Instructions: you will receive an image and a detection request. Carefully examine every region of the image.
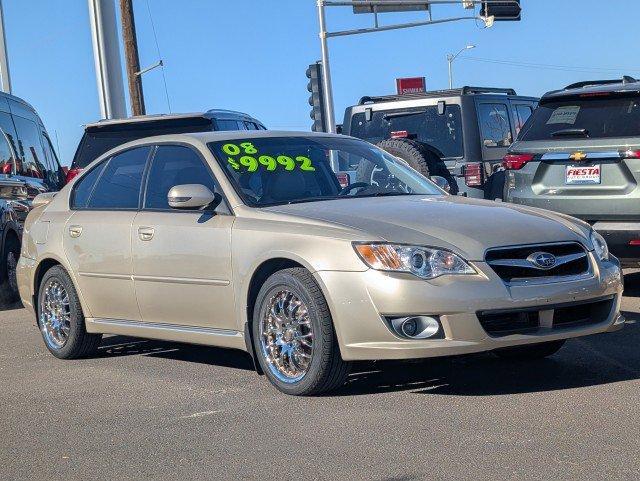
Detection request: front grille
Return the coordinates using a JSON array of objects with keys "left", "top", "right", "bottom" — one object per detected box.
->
[
  {"left": 477, "top": 296, "right": 614, "bottom": 337},
  {"left": 485, "top": 242, "right": 589, "bottom": 283}
]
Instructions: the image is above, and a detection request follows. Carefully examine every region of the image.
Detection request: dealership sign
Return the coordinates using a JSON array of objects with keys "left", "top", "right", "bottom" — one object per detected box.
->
[{"left": 396, "top": 77, "right": 426, "bottom": 95}]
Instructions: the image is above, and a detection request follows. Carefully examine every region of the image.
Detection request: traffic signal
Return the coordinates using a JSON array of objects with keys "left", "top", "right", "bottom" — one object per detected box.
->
[
  {"left": 307, "top": 61, "right": 327, "bottom": 132},
  {"left": 480, "top": 1, "right": 521, "bottom": 21}
]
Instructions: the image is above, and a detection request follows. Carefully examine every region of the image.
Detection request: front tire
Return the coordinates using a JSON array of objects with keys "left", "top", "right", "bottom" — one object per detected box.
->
[
  {"left": 494, "top": 340, "right": 566, "bottom": 360},
  {"left": 253, "top": 268, "right": 350, "bottom": 396},
  {"left": 37, "top": 265, "right": 102, "bottom": 359}
]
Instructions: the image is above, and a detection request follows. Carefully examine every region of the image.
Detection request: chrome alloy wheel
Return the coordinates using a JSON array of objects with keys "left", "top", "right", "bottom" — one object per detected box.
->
[
  {"left": 259, "top": 290, "right": 313, "bottom": 383},
  {"left": 40, "top": 279, "right": 71, "bottom": 350}
]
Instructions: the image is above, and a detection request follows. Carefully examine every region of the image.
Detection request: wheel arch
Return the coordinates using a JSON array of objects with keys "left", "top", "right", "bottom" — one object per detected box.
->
[{"left": 32, "top": 258, "right": 63, "bottom": 319}]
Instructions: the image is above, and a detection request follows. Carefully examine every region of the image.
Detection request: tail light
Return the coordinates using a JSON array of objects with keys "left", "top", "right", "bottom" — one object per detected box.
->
[
  {"left": 502, "top": 153, "right": 534, "bottom": 170},
  {"left": 65, "top": 167, "right": 82, "bottom": 184},
  {"left": 336, "top": 172, "right": 351, "bottom": 188},
  {"left": 464, "top": 162, "right": 483, "bottom": 187},
  {"left": 390, "top": 130, "right": 409, "bottom": 139},
  {"left": 622, "top": 150, "right": 640, "bottom": 159}
]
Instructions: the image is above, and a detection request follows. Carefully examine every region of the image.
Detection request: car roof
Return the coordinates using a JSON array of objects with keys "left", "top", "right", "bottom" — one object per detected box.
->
[
  {"left": 157, "top": 130, "right": 344, "bottom": 142},
  {"left": 85, "top": 130, "right": 351, "bottom": 164},
  {"left": 351, "top": 86, "right": 537, "bottom": 106},
  {"left": 83, "top": 109, "right": 263, "bottom": 130},
  {"left": 542, "top": 76, "right": 640, "bottom": 102}
]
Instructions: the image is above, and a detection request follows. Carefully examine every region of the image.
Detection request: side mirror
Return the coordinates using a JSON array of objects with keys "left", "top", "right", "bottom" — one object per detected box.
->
[
  {"left": 32, "top": 192, "right": 57, "bottom": 208},
  {"left": 430, "top": 176, "right": 450, "bottom": 193},
  {"left": 168, "top": 184, "right": 216, "bottom": 210}
]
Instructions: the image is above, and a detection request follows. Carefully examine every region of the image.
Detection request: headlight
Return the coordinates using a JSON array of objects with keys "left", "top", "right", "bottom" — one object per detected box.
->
[
  {"left": 590, "top": 230, "right": 609, "bottom": 261},
  {"left": 353, "top": 243, "right": 475, "bottom": 279}
]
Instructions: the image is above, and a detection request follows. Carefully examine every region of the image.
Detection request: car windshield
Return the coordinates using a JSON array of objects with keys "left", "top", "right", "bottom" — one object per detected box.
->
[
  {"left": 209, "top": 136, "right": 443, "bottom": 206},
  {"left": 519, "top": 95, "right": 640, "bottom": 140}
]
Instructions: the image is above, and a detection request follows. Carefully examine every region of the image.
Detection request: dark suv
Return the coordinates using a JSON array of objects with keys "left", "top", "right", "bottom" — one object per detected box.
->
[
  {"left": 66, "top": 109, "right": 266, "bottom": 183},
  {"left": 505, "top": 76, "right": 640, "bottom": 265},
  {"left": 0, "top": 91, "right": 64, "bottom": 303},
  {"left": 343, "top": 86, "right": 538, "bottom": 198}
]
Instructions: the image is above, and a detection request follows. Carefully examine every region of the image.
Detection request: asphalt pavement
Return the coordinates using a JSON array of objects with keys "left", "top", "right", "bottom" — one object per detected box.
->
[{"left": 2, "top": 272, "right": 640, "bottom": 480}]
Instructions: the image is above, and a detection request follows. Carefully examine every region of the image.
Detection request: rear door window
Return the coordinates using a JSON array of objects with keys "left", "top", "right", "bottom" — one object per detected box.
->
[
  {"left": 12, "top": 115, "right": 47, "bottom": 179},
  {"left": 0, "top": 127, "right": 14, "bottom": 175},
  {"left": 87, "top": 146, "right": 151, "bottom": 209},
  {"left": 71, "top": 162, "right": 107, "bottom": 209},
  {"left": 519, "top": 96, "right": 640, "bottom": 140},
  {"left": 0, "top": 112, "right": 19, "bottom": 170},
  {"left": 477, "top": 103, "right": 513, "bottom": 148},
  {"left": 512, "top": 104, "right": 534, "bottom": 137},
  {"left": 349, "top": 105, "right": 464, "bottom": 159}
]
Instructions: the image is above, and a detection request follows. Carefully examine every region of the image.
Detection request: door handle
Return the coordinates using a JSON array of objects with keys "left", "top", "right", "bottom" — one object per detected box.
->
[
  {"left": 69, "top": 225, "right": 82, "bottom": 238},
  {"left": 138, "top": 227, "right": 155, "bottom": 241}
]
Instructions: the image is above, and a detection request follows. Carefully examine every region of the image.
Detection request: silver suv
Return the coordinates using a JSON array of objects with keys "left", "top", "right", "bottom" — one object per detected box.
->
[{"left": 505, "top": 76, "right": 640, "bottom": 265}]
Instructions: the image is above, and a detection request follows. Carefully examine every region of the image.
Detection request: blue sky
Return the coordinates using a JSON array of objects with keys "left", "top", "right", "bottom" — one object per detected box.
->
[{"left": 4, "top": 0, "right": 640, "bottom": 164}]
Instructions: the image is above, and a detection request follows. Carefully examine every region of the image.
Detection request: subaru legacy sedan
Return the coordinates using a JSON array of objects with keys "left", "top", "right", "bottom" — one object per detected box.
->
[{"left": 17, "top": 131, "right": 623, "bottom": 395}]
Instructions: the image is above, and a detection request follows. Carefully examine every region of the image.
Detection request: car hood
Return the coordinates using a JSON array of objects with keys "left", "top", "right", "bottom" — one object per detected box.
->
[{"left": 263, "top": 195, "right": 592, "bottom": 261}]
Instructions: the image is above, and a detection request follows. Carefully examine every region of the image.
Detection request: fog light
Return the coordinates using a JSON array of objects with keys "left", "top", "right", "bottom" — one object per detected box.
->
[
  {"left": 389, "top": 316, "right": 442, "bottom": 339},
  {"left": 401, "top": 318, "right": 418, "bottom": 337}
]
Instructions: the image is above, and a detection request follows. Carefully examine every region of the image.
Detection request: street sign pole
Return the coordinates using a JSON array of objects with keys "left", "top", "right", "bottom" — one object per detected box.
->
[
  {"left": 315, "top": 1, "right": 502, "bottom": 132},
  {"left": 88, "top": 0, "right": 127, "bottom": 119},
  {"left": 0, "top": 0, "right": 11, "bottom": 94},
  {"left": 316, "top": 1, "right": 337, "bottom": 134}
]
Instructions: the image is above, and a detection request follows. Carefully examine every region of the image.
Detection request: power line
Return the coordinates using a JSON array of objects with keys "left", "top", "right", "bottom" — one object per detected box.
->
[
  {"left": 459, "top": 56, "right": 640, "bottom": 74},
  {"left": 145, "top": 0, "right": 172, "bottom": 113}
]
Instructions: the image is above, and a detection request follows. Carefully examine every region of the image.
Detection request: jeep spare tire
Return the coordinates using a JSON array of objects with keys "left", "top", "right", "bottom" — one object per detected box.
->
[{"left": 375, "top": 138, "right": 459, "bottom": 194}]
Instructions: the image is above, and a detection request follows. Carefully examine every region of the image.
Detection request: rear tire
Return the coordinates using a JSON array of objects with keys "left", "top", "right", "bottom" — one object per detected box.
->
[
  {"left": 494, "top": 340, "right": 566, "bottom": 360},
  {"left": 0, "top": 235, "right": 20, "bottom": 305},
  {"left": 253, "top": 268, "right": 350, "bottom": 396},
  {"left": 376, "top": 138, "right": 459, "bottom": 194},
  {"left": 37, "top": 265, "right": 102, "bottom": 359}
]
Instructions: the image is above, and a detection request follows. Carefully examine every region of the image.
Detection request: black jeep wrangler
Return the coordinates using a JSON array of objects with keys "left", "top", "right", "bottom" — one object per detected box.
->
[{"left": 342, "top": 86, "right": 538, "bottom": 198}]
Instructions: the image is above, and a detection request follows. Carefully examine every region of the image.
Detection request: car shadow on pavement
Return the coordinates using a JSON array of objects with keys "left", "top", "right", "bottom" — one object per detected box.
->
[
  {"left": 0, "top": 300, "right": 23, "bottom": 312},
  {"left": 334, "top": 319, "right": 640, "bottom": 397},
  {"left": 622, "top": 270, "right": 640, "bottom": 297},
  {"left": 97, "top": 335, "right": 255, "bottom": 371},
  {"left": 94, "top": 270, "right": 640, "bottom": 397}
]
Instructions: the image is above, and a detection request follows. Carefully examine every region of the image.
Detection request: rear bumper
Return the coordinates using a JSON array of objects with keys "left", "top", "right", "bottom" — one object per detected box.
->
[{"left": 592, "top": 222, "right": 640, "bottom": 264}]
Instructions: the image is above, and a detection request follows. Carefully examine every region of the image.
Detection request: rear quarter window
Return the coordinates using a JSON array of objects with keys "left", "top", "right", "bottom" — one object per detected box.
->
[{"left": 519, "top": 96, "right": 640, "bottom": 140}]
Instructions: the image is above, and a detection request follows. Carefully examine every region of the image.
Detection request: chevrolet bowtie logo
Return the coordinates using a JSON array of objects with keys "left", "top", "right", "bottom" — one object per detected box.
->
[{"left": 569, "top": 151, "right": 587, "bottom": 161}]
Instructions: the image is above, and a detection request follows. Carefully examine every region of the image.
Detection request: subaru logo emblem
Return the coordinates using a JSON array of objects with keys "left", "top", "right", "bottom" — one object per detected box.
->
[{"left": 527, "top": 252, "right": 557, "bottom": 270}]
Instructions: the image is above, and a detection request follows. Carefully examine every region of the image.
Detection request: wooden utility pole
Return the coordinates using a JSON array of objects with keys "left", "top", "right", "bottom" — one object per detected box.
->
[{"left": 119, "top": 0, "right": 145, "bottom": 116}]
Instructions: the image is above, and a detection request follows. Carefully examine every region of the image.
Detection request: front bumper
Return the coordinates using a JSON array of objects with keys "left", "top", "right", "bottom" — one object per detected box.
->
[{"left": 315, "top": 253, "right": 623, "bottom": 361}]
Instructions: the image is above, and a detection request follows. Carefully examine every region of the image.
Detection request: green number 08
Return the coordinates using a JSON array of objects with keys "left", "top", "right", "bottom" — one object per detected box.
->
[{"left": 222, "top": 143, "right": 241, "bottom": 156}]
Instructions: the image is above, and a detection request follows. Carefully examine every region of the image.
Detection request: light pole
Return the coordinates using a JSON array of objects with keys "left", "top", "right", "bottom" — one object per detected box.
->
[{"left": 447, "top": 44, "right": 475, "bottom": 89}]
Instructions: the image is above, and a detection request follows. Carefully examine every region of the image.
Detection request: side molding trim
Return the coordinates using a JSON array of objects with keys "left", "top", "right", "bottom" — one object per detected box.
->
[{"left": 85, "top": 318, "right": 246, "bottom": 351}]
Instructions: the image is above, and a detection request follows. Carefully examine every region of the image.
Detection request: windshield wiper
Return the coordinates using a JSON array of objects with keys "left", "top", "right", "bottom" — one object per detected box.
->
[
  {"left": 551, "top": 128, "right": 589, "bottom": 138},
  {"left": 382, "top": 110, "right": 426, "bottom": 120},
  {"left": 283, "top": 196, "right": 342, "bottom": 205},
  {"left": 352, "top": 192, "right": 424, "bottom": 198}
]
